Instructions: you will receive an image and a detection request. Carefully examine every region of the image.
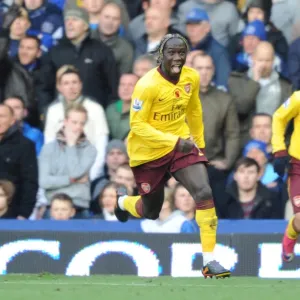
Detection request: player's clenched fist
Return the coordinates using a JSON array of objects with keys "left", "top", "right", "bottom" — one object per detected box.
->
[{"left": 176, "top": 138, "right": 194, "bottom": 153}]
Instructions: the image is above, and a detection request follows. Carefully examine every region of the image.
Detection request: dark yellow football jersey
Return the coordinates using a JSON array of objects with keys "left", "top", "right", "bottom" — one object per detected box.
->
[{"left": 127, "top": 66, "right": 205, "bottom": 167}]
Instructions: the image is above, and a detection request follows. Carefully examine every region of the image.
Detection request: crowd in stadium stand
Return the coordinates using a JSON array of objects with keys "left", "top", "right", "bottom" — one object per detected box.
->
[{"left": 0, "top": 0, "right": 299, "bottom": 230}]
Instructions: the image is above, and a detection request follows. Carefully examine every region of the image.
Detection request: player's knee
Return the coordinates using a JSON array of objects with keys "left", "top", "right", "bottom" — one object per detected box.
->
[{"left": 193, "top": 184, "right": 213, "bottom": 203}]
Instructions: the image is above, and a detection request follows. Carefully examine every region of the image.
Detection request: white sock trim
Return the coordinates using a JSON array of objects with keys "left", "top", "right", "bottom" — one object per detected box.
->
[
  {"left": 203, "top": 252, "right": 214, "bottom": 266},
  {"left": 118, "top": 195, "right": 128, "bottom": 211}
]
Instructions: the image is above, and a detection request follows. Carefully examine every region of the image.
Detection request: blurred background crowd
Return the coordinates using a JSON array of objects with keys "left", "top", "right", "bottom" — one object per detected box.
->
[{"left": 0, "top": 0, "right": 299, "bottom": 232}]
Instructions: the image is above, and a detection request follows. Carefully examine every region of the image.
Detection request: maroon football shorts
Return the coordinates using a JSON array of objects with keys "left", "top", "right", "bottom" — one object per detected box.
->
[
  {"left": 288, "top": 158, "right": 300, "bottom": 214},
  {"left": 131, "top": 145, "right": 208, "bottom": 196}
]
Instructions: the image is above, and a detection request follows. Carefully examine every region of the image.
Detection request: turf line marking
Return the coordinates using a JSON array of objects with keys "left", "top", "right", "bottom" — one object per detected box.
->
[{"left": 0, "top": 281, "right": 275, "bottom": 288}]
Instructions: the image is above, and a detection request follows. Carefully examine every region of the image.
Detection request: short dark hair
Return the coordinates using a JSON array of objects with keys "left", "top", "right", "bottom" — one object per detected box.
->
[
  {"left": 21, "top": 35, "right": 41, "bottom": 48},
  {"left": 234, "top": 157, "right": 260, "bottom": 173},
  {"left": 0, "top": 180, "right": 15, "bottom": 205},
  {"left": 4, "top": 95, "right": 26, "bottom": 107},
  {"left": 50, "top": 193, "right": 74, "bottom": 207},
  {"left": 251, "top": 113, "right": 272, "bottom": 126}
]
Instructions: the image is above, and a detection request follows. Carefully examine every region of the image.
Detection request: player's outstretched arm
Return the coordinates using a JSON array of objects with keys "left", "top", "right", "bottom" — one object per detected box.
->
[
  {"left": 272, "top": 92, "right": 300, "bottom": 155},
  {"left": 186, "top": 72, "right": 205, "bottom": 150},
  {"left": 130, "top": 83, "right": 178, "bottom": 149}
]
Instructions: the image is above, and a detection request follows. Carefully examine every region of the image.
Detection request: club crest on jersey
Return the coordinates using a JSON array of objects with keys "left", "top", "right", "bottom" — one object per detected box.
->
[
  {"left": 141, "top": 183, "right": 151, "bottom": 193},
  {"left": 184, "top": 83, "right": 191, "bottom": 93},
  {"left": 174, "top": 89, "right": 181, "bottom": 98},
  {"left": 132, "top": 99, "right": 143, "bottom": 111},
  {"left": 293, "top": 196, "right": 300, "bottom": 207}
]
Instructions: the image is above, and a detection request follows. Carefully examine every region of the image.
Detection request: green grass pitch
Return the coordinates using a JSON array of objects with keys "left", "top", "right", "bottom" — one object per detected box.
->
[{"left": 0, "top": 275, "right": 298, "bottom": 300}]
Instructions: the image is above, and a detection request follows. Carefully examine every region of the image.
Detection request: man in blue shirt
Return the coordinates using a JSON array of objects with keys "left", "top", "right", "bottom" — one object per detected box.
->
[{"left": 4, "top": 96, "right": 44, "bottom": 156}]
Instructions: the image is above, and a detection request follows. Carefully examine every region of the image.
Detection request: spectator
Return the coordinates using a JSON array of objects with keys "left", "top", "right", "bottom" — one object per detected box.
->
[
  {"left": 44, "top": 65, "right": 109, "bottom": 180},
  {"left": 17, "top": 35, "right": 41, "bottom": 78},
  {"left": 141, "top": 189, "right": 196, "bottom": 233},
  {"left": 288, "top": 37, "right": 300, "bottom": 91},
  {"left": 92, "top": 2, "right": 134, "bottom": 75},
  {"left": 133, "top": 6, "right": 183, "bottom": 58},
  {"left": 4, "top": 96, "right": 44, "bottom": 155},
  {"left": 178, "top": 0, "right": 240, "bottom": 47},
  {"left": 228, "top": 75, "right": 259, "bottom": 147},
  {"left": 0, "top": 8, "right": 36, "bottom": 119},
  {"left": 233, "top": 20, "right": 265, "bottom": 72},
  {"left": 8, "top": 7, "right": 30, "bottom": 57},
  {"left": 248, "top": 42, "right": 292, "bottom": 115},
  {"left": 193, "top": 52, "right": 240, "bottom": 170},
  {"left": 50, "top": 193, "right": 76, "bottom": 220},
  {"left": 249, "top": 113, "right": 272, "bottom": 153},
  {"left": 23, "top": 0, "right": 64, "bottom": 43},
  {"left": 81, "top": 0, "right": 130, "bottom": 33},
  {"left": 91, "top": 139, "right": 128, "bottom": 201},
  {"left": 0, "top": 180, "right": 15, "bottom": 219},
  {"left": 226, "top": 141, "right": 288, "bottom": 215},
  {"left": 270, "top": 0, "right": 300, "bottom": 44},
  {"left": 0, "top": 104, "right": 38, "bottom": 219},
  {"left": 192, "top": 52, "right": 239, "bottom": 203},
  {"left": 185, "top": 8, "right": 231, "bottom": 88},
  {"left": 133, "top": 54, "right": 156, "bottom": 78},
  {"left": 243, "top": 140, "right": 280, "bottom": 189},
  {"left": 114, "top": 164, "right": 137, "bottom": 196},
  {"left": 129, "top": 0, "right": 181, "bottom": 42},
  {"left": 229, "top": 0, "right": 288, "bottom": 67},
  {"left": 172, "top": 183, "right": 195, "bottom": 220},
  {"left": 185, "top": 49, "right": 203, "bottom": 67},
  {"left": 234, "top": 20, "right": 286, "bottom": 77},
  {"left": 36, "top": 7, "right": 118, "bottom": 114},
  {"left": 16, "top": 35, "right": 42, "bottom": 127},
  {"left": 39, "top": 104, "right": 97, "bottom": 218},
  {"left": 6, "top": 4, "right": 56, "bottom": 55},
  {"left": 219, "top": 157, "right": 281, "bottom": 219},
  {"left": 93, "top": 182, "right": 118, "bottom": 220},
  {"left": 106, "top": 73, "right": 138, "bottom": 140},
  {"left": 82, "top": 0, "right": 104, "bottom": 29}
]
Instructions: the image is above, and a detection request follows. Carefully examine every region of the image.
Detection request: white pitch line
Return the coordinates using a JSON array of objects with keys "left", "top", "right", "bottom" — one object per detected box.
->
[{"left": 0, "top": 281, "right": 281, "bottom": 288}]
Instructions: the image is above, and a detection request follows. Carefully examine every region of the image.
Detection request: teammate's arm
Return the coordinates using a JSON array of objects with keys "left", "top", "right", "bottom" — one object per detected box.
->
[
  {"left": 272, "top": 93, "right": 300, "bottom": 155},
  {"left": 186, "top": 72, "right": 205, "bottom": 149},
  {"left": 130, "top": 83, "right": 178, "bottom": 148}
]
